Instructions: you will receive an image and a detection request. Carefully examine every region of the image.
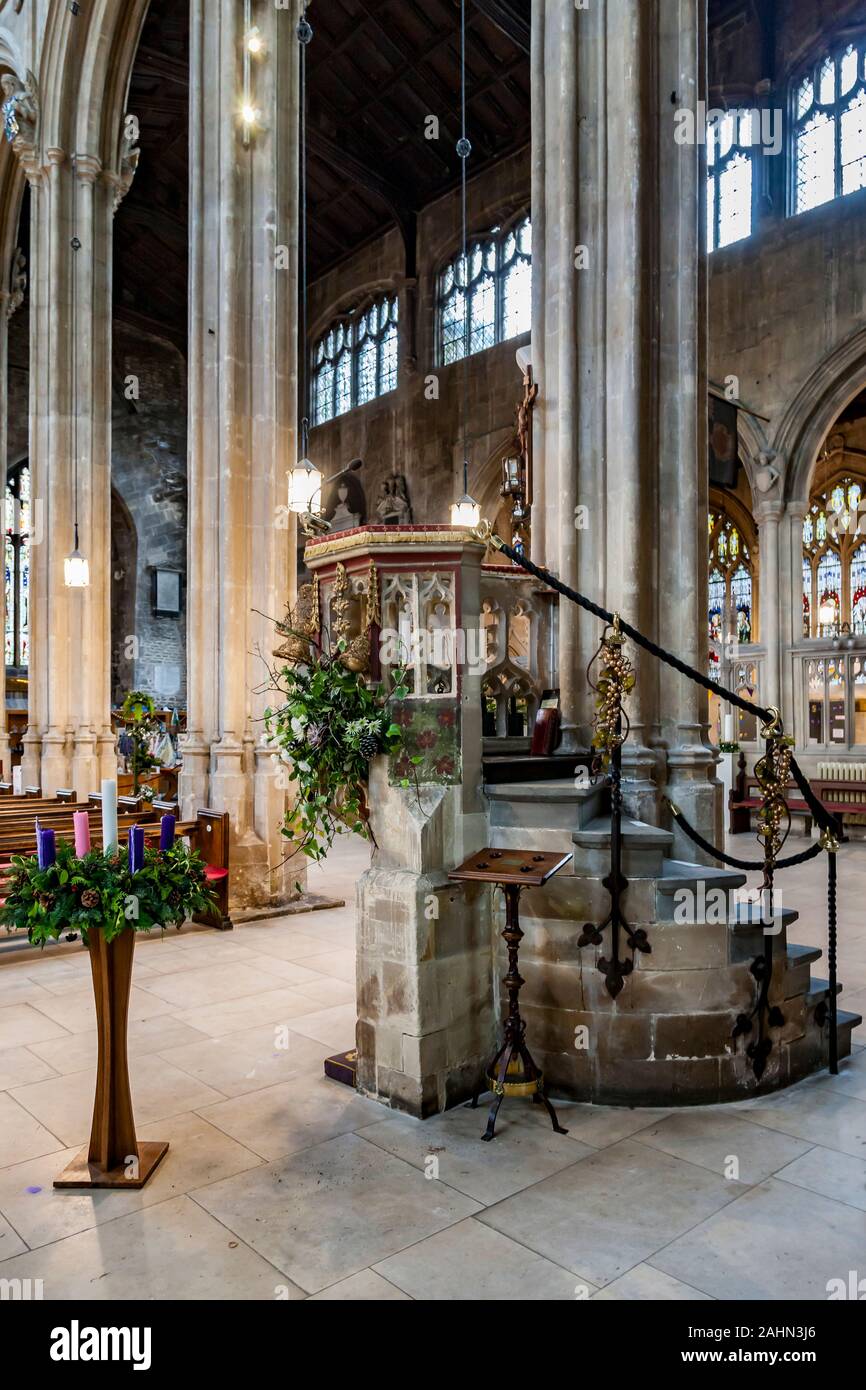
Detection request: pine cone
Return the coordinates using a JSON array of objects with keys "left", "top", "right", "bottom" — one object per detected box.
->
[
  {"left": 358, "top": 733, "right": 380, "bottom": 759},
  {"left": 81, "top": 889, "right": 100, "bottom": 909},
  {"left": 39, "top": 892, "right": 55, "bottom": 910}
]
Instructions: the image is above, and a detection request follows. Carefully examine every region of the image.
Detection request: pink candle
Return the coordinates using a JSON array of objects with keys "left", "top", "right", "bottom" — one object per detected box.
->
[{"left": 73, "top": 811, "right": 91, "bottom": 858}]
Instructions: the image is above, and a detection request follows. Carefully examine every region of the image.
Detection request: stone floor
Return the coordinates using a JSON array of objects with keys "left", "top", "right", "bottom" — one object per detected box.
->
[{"left": 0, "top": 831, "right": 864, "bottom": 1301}]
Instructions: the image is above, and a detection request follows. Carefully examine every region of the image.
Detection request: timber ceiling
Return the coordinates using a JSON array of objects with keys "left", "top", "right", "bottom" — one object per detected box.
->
[{"left": 114, "top": 0, "right": 530, "bottom": 347}]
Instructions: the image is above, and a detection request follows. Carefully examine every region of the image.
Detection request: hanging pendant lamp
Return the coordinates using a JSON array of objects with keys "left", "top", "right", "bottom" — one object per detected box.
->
[
  {"left": 65, "top": 156, "right": 89, "bottom": 588},
  {"left": 450, "top": 0, "right": 480, "bottom": 529}
]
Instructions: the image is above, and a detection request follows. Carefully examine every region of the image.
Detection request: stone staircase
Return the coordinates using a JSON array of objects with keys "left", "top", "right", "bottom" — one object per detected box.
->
[{"left": 485, "top": 778, "right": 861, "bottom": 1105}]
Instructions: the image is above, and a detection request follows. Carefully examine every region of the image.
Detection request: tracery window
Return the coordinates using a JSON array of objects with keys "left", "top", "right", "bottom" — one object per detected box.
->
[
  {"left": 802, "top": 474, "right": 866, "bottom": 636},
  {"left": 707, "top": 110, "right": 755, "bottom": 252},
  {"left": 312, "top": 294, "right": 398, "bottom": 426},
  {"left": 708, "top": 511, "right": 755, "bottom": 647},
  {"left": 5, "top": 462, "right": 30, "bottom": 670},
  {"left": 793, "top": 40, "right": 866, "bottom": 215},
  {"left": 438, "top": 215, "right": 531, "bottom": 365}
]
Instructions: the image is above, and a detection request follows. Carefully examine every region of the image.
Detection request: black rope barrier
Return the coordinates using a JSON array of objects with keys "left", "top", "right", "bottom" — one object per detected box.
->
[{"left": 664, "top": 797, "right": 825, "bottom": 872}]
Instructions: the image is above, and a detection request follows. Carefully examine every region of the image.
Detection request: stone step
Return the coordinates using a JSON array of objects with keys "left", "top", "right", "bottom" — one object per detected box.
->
[
  {"left": 572, "top": 815, "right": 674, "bottom": 878},
  {"left": 782, "top": 943, "right": 823, "bottom": 998},
  {"left": 731, "top": 902, "right": 800, "bottom": 932},
  {"left": 656, "top": 859, "right": 748, "bottom": 921},
  {"left": 805, "top": 975, "right": 843, "bottom": 1005},
  {"left": 485, "top": 779, "right": 607, "bottom": 833}
]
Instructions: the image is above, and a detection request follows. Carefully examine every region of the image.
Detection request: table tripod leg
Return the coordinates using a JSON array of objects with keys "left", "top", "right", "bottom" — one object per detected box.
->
[{"left": 481, "top": 1044, "right": 513, "bottom": 1142}]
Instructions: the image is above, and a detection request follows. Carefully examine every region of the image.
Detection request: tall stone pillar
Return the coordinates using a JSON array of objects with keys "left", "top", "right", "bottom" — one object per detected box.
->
[
  {"left": 781, "top": 498, "right": 807, "bottom": 728},
  {"left": 17, "top": 136, "right": 115, "bottom": 798},
  {"left": 0, "top": 141, "right": 22, "bottom": 780},
  {"left": 531, "top": 0, "right": 714, "bottom": 836},
  {"left": 756, "top": 499, "right": 783, "bottom": 713},
  {"left": 181, "top": 0, "right": 301, "bottom": 908}
]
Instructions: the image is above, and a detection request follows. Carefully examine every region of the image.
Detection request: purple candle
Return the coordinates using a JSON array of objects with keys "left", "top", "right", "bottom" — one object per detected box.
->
[
  {"left": 128, "top": 825, "right": 145, "bottom": 874},
  {"left": 159, "top": 814, "right": 176, "bottom": 852},
  {"left": 37, "top": 827, "right": 56, "bottom": 869}
]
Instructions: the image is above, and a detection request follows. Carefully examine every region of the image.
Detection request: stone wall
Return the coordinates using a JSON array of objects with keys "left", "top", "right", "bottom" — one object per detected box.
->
[
  {"left": 110, "top": 325, "right": 187, "bottom": 707},
  {"left": 307, "top": 145, "right": 530, "bottom": 529}
]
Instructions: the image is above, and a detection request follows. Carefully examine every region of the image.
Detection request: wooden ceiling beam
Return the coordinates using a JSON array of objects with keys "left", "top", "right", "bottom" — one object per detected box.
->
[{"left": 471, "top": 0, "right": 530, "bottom": 55}]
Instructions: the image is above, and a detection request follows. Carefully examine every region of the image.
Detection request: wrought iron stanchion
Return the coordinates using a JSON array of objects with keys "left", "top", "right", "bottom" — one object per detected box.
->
[
  {"left": 577, "top": 617, "right": 650, "bottom": 995},
  {"left": 823, "top": 826, "right": 840, "bottom": 1073},
  {"left": 449, "top": 848, "right": 572, "bottom": 1142}
]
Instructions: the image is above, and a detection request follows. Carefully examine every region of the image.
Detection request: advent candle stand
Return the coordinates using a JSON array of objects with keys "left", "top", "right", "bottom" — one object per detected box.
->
[
  {"left": 449, "top": 848, "right": 572, "bottom": 1142},
  {"left": 54, "top": 928, "right": 168, "bottom": 1189}
]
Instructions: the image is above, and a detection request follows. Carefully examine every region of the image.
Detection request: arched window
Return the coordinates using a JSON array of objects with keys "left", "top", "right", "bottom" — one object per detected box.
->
[
  {"left": 5, "top": 462, "right": 31, "bottom": 670},
  {"left": 803, "top": 473, "right": 866, "bottom": 635},
  {"left": 312, "top": 294, "right": 398, "bottom": 426},
  {"left": 708, "top": 510, "right": 756, "bottom": 647},
  {"left": 707, "top": 110, "right": 755, "bottom": 251},
  {"left": 793, "top": 40, "right": 866, "bottom": 215},
  {"left": 438, "top": 215, "right": 531, "bottom": 365}
]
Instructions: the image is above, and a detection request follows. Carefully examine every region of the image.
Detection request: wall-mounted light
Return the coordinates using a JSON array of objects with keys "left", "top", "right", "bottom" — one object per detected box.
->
[
  {"left": 240, "top": 2, "right": 266, "bottom": 146},
  {"left": 245, "top": 26, "right": 265, "bottom": 56},
  {"left": 288, "top": 458, "right": 323, "bottom": 515}
]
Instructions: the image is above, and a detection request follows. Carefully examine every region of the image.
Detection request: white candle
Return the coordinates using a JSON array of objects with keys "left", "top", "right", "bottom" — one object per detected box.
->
[
  {"left": 101, "top": 779, "right": 118, "bottom": 853},
  {"left": 723, "top": 713, "right": 734, "bottom": 743},
  {"left": 12, "top": 767, "right": 23, "bottom": 795}
]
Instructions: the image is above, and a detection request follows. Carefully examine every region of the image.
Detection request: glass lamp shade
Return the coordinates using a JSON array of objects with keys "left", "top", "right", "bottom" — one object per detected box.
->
[
  {"left": 450, "top": 494, "right": 481, "bottom": 528},
  {"left": 288, "top": 459, "right": 323, "bottom": 514},
  {"left": 818, "top": 600, "right": 837, "bottom": 627},
  {"left": 501, "top": 457, "right": 521, "bottom": 496},
  {"left": 64, "top": 549, "right": 90, "bottom": 588}
]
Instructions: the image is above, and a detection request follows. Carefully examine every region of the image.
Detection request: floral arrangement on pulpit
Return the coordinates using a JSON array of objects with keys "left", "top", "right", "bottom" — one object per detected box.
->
[{"left": 264, "top": 632, "right": 410, "bottom": 863}]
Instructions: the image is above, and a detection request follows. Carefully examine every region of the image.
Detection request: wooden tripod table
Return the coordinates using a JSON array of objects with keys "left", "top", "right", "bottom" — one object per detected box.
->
[{"left": 449, "top": 847, "right": 572, "bottom": 1141}]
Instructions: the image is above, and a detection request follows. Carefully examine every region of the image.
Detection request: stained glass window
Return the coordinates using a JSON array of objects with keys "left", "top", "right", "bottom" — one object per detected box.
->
[
  {"left": 706, "top": 111, "right": 754, "bottom": 252},
  {"left": 794, "top": 41, "right": 866, "bottom": 215},
  {"left": 708, "top": 511, "right": 756, "bottom": 647},
  {"left": 438, "top": 215, "right": 531, "bottom": 365},
  {"left": 312, "top": 295, "right": 398, "bottom": 426},
  {"left": 803, "top": 472, "right": 866, "bottom": 636},
  {"left": 5, "top": 462, "right": 30, "bottom": 670}
]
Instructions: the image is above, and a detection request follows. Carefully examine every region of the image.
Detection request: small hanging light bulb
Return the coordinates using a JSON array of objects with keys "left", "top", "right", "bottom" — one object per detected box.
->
[
  {"left": 450, "top": 492, "right": 481, "bottom": 528},
  {"left": 245, "top": 26, "right": 265, "bottom": 56}
]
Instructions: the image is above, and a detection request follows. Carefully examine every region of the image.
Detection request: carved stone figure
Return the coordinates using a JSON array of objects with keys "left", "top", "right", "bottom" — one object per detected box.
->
[
  {"left": 113, "top": 125, "right": 140, "bottom": 214},
  {"left": 1, "top": 71, "right": 38, "bottom": 147},
  {"left": 376, "top": 474, "right": 412, "bottom": 526}
]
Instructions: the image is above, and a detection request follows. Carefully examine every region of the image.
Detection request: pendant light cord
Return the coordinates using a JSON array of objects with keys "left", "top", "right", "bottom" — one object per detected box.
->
[
  {"left": 71, "top": 155, "right": 80, "bottom": 551},
  {"left": 298, "top": 11, "right": 312, "bottom": 460},
  {"left": 459, "top": 0, "right": 470, "bottom": 497}
]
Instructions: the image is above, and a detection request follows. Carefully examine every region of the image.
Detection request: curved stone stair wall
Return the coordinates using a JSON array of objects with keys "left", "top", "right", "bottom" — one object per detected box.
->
[{"left": 486, "top": 780, "right": 861, "bottom": 1105}]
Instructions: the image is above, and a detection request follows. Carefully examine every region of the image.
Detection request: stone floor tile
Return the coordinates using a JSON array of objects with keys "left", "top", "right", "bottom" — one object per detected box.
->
[
  {"left": 197, "top": 1072, "right": 383, "bottom": 1161},
  {"left": 163, "top": 1024, "right": 330, "bottom": 1098},
  {"left": 308, "top": 1270, "right": 410, "bottom": 1301},
  {"left": 633, "top": 1109, "right": 812, "bottom": 1183},
  {"left": 650, "top": 1177, "right": 866, "bottom": 1300},
  {"left": 774, "top": 1145, "right": 866, "bottom": 1212},
  {"left": 192, "top": 1131, "right": 480, "bottom": 1294},
  {"left": 0, "top": 1195, "right": 300, "bottom": 1300},
  {"left": 0, "top": 1091, "right": 64, "bottom": 1168},
  {"left": 592, "top": 1263, "right": 713, "bottom": 1300},
  {"left": 374, "top": 1217, "right": 590, "bottom": 1300},
  {"left": 478, "top": 1138, "right": 745, "bottom": 1288}
]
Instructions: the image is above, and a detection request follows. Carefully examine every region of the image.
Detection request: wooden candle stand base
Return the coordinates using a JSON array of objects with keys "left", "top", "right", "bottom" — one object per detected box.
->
[
  {"left": 54, "top": 1141, "right": 169, "bottom": 1190},
  {"left": 53, "top": 925, "right": 168, "bottom": 1192}
]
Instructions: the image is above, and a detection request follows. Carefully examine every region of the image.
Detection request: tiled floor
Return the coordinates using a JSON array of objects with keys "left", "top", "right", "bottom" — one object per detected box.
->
[{"left": 0, "top": 832, "right": 864, "bottom": 1301}]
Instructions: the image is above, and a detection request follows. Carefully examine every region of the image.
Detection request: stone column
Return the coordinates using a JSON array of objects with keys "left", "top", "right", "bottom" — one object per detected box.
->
[
  {"left": 181, "top": 0, "right": 301, "bottom": 909},
  {"left": 782, "top": 497, "right": 807, "bottom": 736},
  {"left": 0, "top": 140, "right": 22, "bottom": 779},
  {"left": 20, "top": 142, "right": 116, "bottom": 798},
  {"left": 532, "top": 0, "right": 713, "bottom": 835},
  {"left": 756, "top": 498, "right": 783, "bottom": 713}
]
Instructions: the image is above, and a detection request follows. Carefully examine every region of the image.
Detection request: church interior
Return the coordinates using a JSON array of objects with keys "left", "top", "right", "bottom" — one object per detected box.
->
[{"left": 0, "top": 0, "right": 865, "bottom": 1323}]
